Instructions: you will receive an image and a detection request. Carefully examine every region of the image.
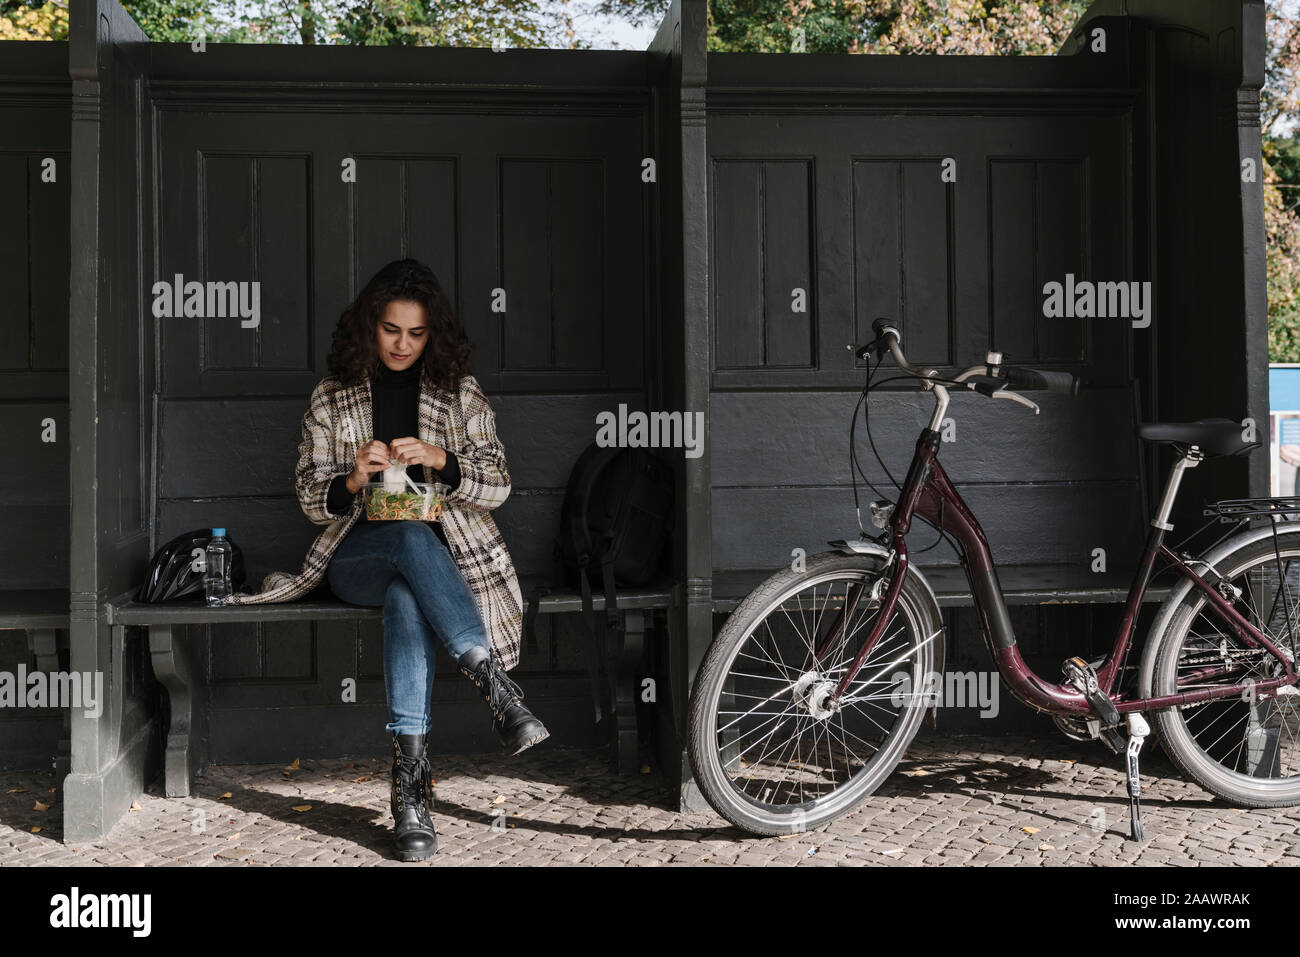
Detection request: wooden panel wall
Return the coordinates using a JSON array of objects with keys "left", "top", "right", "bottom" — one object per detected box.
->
[
  {"left": 147, "top": 58, "right": 657, "bottom": 757},
  {"left": 706, "top": 72, "right": 1142, "bottom": 573},
  {"left": 0, "top": 46, "right": 70, "bottom": 589},
  {"left": 0, "top": 44, "right": 70, "bottom": 769}
]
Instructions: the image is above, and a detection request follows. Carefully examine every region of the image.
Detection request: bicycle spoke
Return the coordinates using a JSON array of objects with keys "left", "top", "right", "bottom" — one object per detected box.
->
[
  {"left": 709, "top": 567, "right": 932, "bottom": 812},
  {"left": 1165, "top": 542, "right": 1300, "bottom": 788}
]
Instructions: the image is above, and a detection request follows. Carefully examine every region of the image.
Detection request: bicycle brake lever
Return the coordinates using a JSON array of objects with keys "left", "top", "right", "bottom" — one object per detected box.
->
[{"left": 990, "top": 389, "right": 1040, "bottom": 414}]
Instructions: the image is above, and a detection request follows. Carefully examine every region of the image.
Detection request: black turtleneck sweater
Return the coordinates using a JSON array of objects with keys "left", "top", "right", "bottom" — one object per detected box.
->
[{"left": 326, "top": 362, "right": 461, "bottom": 546}]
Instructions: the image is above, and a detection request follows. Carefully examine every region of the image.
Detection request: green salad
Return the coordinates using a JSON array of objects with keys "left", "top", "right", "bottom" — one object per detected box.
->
[{"left": 364, "top": 487, "right": 444, "bottom": 521}]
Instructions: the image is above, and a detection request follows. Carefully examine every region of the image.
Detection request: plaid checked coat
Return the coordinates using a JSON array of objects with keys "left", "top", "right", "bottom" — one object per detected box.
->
[{"left": 221, "top": 369, "right": 525, "bottom": 671}]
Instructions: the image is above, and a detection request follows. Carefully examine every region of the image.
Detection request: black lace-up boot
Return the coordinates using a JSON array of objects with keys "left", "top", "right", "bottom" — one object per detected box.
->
[
  {"left": 389, "top": 733, "right": 437, "bottom": 861},
  {"left": 457, "top": 646, "right": 550, "bottom": 755}
]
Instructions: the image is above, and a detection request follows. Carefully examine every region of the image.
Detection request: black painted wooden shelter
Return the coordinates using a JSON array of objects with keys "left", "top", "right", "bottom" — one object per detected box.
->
[{"left": 0, "top": 0, "right": 1268, "bottom": 840}]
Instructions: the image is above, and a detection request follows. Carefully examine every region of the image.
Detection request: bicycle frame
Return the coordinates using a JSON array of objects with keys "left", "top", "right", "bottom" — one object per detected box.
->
[{"left": 824, "top": 427, "right": 1300, "bottom": 721}]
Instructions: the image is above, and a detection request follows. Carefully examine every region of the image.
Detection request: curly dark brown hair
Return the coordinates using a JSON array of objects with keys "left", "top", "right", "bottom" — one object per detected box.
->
[{"left": 326, "top": 259, "right": 472, "bottom": 392}]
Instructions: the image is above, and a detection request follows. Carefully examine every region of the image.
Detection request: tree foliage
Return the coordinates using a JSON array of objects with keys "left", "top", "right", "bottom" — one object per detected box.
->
[
  {"left": 1264, "top": 2, "right": 1300, "bottom": 361},
  {"left": 704, "top": 0, "right": 1087, "bottom": 55},
  {"left": 0, "top": 0, "right": 69, "bottom": 39}
]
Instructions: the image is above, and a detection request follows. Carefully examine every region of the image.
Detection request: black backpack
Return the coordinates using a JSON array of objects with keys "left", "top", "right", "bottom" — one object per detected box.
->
[{"left": 524, "top": 444, "right": 674, "bottom": 718}]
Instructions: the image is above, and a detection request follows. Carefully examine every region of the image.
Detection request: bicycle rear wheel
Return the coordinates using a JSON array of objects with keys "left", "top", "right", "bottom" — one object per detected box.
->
[
  {"left": 1148, "top": 532, "right": 1300, "bottom": 807},
  {"left": 688, "top": 551, "right": 942, "bottom": 835}
]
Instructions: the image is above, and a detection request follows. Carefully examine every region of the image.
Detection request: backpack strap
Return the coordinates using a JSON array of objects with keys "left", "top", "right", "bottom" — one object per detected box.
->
[
  {"left": 563, "top": 445, "right": 622, "bottom": 576},
  {"left": 556, "top": 444, "right": 624, "bottom": 724},
  {"left": 578, "top": 558, "right": 604, "bottom": 723},
  {"left": 599, "top": 541, "right": 620, "bottom": 634},
  {"left": 576, "top": 531, "right": 623, "bottom": 726},
  {"left": 522, "top": 584, "right": 548, "bottom": 656},
  {"left": 521, "top": 536, "right": 565, "bottom": 656}
]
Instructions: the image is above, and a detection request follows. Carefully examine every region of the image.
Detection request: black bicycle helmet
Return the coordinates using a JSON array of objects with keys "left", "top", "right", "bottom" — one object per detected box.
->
[{"left": 137, "top": 528, "right": 247, "bottom": 603}]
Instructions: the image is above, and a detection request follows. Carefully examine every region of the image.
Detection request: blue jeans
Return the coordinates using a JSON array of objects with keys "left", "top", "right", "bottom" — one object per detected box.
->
[{"left": 326, "top": 520, "right": 490, "bottom": 736}]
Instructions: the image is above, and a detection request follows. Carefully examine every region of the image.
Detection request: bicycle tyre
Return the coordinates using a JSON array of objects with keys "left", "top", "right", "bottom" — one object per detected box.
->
[
  {"left": 688, "top": 550, "right": 942, "bottom": 835},
  {"left": 1145, "top": 531, "right": 1300, "bottom": 807}
]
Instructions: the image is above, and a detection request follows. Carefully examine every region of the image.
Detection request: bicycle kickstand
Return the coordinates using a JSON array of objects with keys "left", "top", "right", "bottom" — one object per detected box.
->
[{"left": 1125, "top": 713, "right": 1150, "bottom": 843}]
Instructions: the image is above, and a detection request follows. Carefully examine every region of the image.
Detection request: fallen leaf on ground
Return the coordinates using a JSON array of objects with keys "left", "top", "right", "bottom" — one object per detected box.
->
[
  {"left": 777, "top": 833, "right": 800, "bottom": 841},
  {"left": 285, "top": 758, "right": 300, "bottom": 771},
  {"left": 291, "top": 804, "right": 312, "bottom": 812},
  {"left": 976, "top": 837, "right": 991, "bottom": 844},
  {"left": 30, "top": 826, "right": 41, "bottom": 833},
  {"left": 902, "top": 769, "right": 929, "bottom": 777},
  {"left": 491, "top": 794, "right": 505, "bottom": 805},
  {"left": 227, "top": 833, "right": 241, "bottom": 841},
  {"left": 352, "top": 777, "right": 370, "bottom": 783},
  {"left": 129, "top": 801, "right": 141, "bottom": 812},
  {"left": 7, "top": 788, "right": 27, "bottom": 794},
  {"left": 1021, "top": 826, "right": 1040, "bottom": 835},
  {"left": 1038, "top": 843, "right": 1055, "bottom": 851},
  {"left": 219, "top": 793, "right": 232, "bottom": 800},
  {"left": 34, "top": 801, "right": 49, "bottom": 812}
]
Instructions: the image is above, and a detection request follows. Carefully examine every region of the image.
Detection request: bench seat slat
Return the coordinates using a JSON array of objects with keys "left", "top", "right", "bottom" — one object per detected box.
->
[
  {"left": 0, "top": 590, "right": 71, "bottom": 630},
  {"left": 106, "top": 579, "right": 675, "bottom": 626},
  {"left": 711, "top": 564, "right": 1175, "bottom": 614}
]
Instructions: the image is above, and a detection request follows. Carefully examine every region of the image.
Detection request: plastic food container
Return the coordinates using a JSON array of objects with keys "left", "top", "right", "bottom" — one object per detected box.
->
[{"left": 362, "top": 482, "right": 446, "bottom": 521}]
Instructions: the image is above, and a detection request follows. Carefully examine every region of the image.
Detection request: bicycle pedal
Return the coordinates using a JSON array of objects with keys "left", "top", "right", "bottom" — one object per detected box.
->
[{"left": 1099, "top": 725, "right": 1127, "bottom": 755}]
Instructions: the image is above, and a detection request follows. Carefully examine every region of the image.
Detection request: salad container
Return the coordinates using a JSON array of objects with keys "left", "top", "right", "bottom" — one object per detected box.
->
[{"left": 362, "top": 463, "right": 447, "bottom": 521}]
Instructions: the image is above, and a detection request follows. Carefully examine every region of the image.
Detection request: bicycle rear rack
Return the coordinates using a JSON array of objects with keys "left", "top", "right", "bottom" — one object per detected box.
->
[
  {"left": 1154, "top": 497, "right": 1300, "bottom": 595},
  {"left": 1203, "top": 497, "right": 1300, "bottom": 521}
]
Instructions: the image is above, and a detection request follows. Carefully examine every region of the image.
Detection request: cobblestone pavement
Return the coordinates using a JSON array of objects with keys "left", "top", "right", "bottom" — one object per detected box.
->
[{"left": 2, "top": 733, "right": 1297, "bottom": 866}]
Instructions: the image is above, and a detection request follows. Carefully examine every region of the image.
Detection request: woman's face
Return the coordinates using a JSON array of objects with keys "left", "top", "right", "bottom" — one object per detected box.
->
[{"left": 375, "top": 300, "right": 428, "bottom": 371}]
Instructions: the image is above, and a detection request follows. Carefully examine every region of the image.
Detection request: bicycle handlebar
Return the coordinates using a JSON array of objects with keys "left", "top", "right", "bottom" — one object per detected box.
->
[
  {"left": 857, "top": 321, "right": 1079, "bottom": 399},
  {"left": 1002, "top": 367, "right": 1079, "bottom": 395}
]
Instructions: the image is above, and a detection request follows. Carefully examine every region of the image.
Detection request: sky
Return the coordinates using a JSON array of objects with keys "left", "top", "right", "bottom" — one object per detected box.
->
[{"left": 544, "top": 0, "right": 660, "bottom": 49}]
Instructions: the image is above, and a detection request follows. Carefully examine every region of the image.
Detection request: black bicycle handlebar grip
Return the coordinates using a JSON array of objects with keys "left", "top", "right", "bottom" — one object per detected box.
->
[{"left": 1003, "top": 367, "right": 1078, "bottom": 395}]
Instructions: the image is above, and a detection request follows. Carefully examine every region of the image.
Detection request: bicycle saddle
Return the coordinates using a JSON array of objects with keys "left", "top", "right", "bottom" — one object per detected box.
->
[{"left": 1136, "top": 419, "right": 1258, "bottom": 457}]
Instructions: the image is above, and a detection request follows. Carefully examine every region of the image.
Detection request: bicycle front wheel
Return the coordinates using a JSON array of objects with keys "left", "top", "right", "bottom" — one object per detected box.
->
[
  {"left": 688, "top": 551, "right": 942, "bottom": 835},
  {"left": 1148, "top": 532, "right": 1300, "bottom": 807}
]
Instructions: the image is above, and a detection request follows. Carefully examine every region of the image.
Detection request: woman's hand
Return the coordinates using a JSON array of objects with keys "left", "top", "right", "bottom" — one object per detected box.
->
[
  {"left": 388, "top": 437, "right": 448, "bottom": 472},
  {"left": 347, "top": 439, "right": 391, "bottom": 494}
]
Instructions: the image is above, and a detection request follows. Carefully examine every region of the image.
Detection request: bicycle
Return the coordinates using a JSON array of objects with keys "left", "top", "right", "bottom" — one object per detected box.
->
[{"left": 688, "top": 319, "right": 1300, "bottom": 840}]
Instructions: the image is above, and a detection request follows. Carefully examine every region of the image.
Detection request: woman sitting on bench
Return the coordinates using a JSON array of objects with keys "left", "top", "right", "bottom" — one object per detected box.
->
[{"left": 277, "top": 257, "right": 546, "bottom": 861}]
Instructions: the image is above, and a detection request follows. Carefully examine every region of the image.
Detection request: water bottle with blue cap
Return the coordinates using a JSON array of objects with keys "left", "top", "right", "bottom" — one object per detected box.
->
[{"left": 204, "top": 528, "right": 233, "bottom": 606}]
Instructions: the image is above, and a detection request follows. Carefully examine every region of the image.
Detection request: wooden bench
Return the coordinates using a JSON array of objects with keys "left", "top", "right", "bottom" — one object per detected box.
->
[
  {"left": 0, "top": 590, "right": 72, "bottom": 774},
  {"left": 105, "top": 580, "right": 675, "bottom": 797},
  {"left": 711, "top": 563, "right": 1174, "bottom": 614}
]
